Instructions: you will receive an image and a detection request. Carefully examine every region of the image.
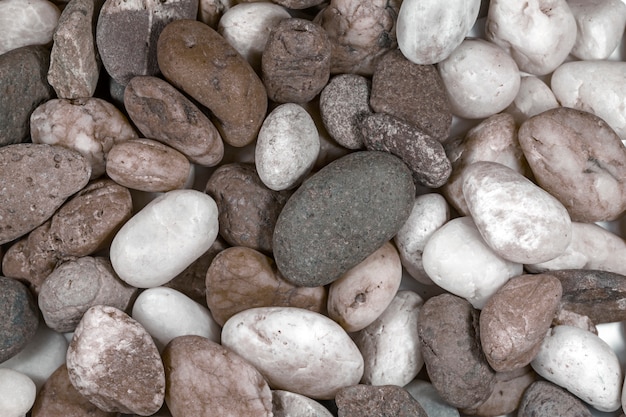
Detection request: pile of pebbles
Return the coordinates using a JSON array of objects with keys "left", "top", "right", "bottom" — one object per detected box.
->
[{"left": 1, "top": 0, "right": 626, "bottom": 416}]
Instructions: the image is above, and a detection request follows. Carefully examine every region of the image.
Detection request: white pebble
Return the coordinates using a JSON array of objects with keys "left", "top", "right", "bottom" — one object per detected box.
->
[
  {"left": 568, "top": 0, "right": 626, "bottom": 60},
  {"left": 0, "top": 369, "right": 36, "bottom": 417},
  {"left": 405, "top": 379, "right": 461, "bottom": 417},
  {"left": 272, "top": 390, "right": 334, "bottom": 417},
  {"left": 505, "top": 75, "right": 559, "bottom": 124},
  {"left": 0, "top": 0, "right": 60, "bottom": 55}
]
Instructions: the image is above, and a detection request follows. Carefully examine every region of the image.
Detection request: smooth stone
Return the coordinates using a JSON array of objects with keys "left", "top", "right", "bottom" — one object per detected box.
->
[
  {"left": 38, "top": 256, "right": 137, "bottom": 333},
  {"left": 335, "top": 384, "right": 427, "bottom": 417},
  {"left": 396, "top": 0, "right": 480, "bottom": 65},
  {"left": 205, "top": 246, "right": 327, "bottom": 326},
  {"left": 0, "top": 277, "right": 39, "bottom": 363},
  {"left": 66, "top": 305, "right": 165, "bottom": 415},
  {"left": 273, "top": 151, "right": 415, "bottom": 287},
  {"left": 157, "top": 19, "right": 267, "bottom": 147},
  {"left": 404, "top": 380, "right": 461, "bottom": 417},
  {"left": 96, "top": 0, "right": 198, "bottom": 85},
  {"left": 47, "top": 0, "right": 103, "bottom": 99},
  {"left": 132, "top": 286, "right": 221, "bottom": 351},
  {"left": 462, "top": 161, "right": 572, "bottom": 264},
  {"left": 221, "top": 306, "right": 364, "bottom": 400},
  {"left": 0, "top": 369, "right": 36, "bottom": 417},
  {"left": 422, "top": 216, "right": 523, "bottom": 309},
  {"left": 530, "top": 325, "right": 622, "bottom": 412},
  {"left": 162, "top": 335, "right": 273, "bottom": 417},
  {"left": 505, "top": 75, "right": 559, "bottom": 125},
  {"left": 272, "top": 390, "right": 334, "bottom": 417},
  {"left": 569, "top": 0, "right": 626, "bottom": 60},
  {"left": 518, "top": 380, "right": 594, "bottom": 417},
  {"left": 30, "top": 97, "right": 138, "bottom": 179},
  {"left": 110, "top": 189, "right": 219, "bottom": 288},
  {"left": 123, "top": 76, "right": 224, "bottom": 167},
  {"left": 485, "top": 0, "right": 577, "bottom": 75},
  {"left": 256, "top": 103, "right": 320, "bottom": 191},
  {"left": 352, "top": 290, "right": 424, "bottom": 386},
  {"left": 0, "top": 45, "right": 55, "bottom": 146},
  {"left": 327, "top": 241, "right": 402, "bottom": 332},
  {"left": 0, "top": 0, "right": 60, "bottom": 55}
]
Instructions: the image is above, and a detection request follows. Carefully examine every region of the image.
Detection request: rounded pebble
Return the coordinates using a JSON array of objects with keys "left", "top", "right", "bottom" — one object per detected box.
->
[
  {"left": 0, "top": 0, "right": 60, "bottom": 55},
  {"left": 518, "top": 380, "right": 593, "bottom": 417},
  {"left": 335, "top": 384, "right": 427, "bottom": 417},
  {"left": 505, "top": 75, "right": 559, "bottom": 125},
  {"left": 0, "top": 277, "right": 39, "bottom": 363},
  {"left": 0, "top": 368, "right": 36, "bottom": 417},
  {"left": 568, "top": 0, "right": 626, "bottom": 60},
  {"left": 272, "top": 390, "right": 334, "bottom": 417}
]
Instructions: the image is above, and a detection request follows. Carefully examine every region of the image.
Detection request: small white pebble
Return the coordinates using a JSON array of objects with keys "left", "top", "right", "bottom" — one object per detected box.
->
[{"left": 0, "top": 368, "right": 36, "bottom": 417}]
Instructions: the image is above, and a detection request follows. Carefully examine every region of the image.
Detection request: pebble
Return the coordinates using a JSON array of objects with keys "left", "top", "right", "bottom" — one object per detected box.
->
[
  {"left": 157, "top": 19, "right": 268, "bottom": 147},
  {"left": 351, "top": 290, "right": 424, "bottom": 387},
  {"left": 0, "top": 0, "right": 60, "bottom": 55},
  {"left": 404, "top": 380, "right": 461, "bottom": 417},
  {"left": 38, "top": 256, "right": 137, "bottom": 333},
  {"left": 273, "top": 151, "right": 415, "bottom": 287},
  {"left": 66, "top": 305, "right": 165, "bottom": 415},
  {"left": 0, "top": 368, "right": 36, "bottom": 417},
  {"left": 327, "top": 241, "right": 402, "bottom": 332},
  {"left": 197, "top": 0, "right": 228, "bottom": 28},
  {"left": 205, "top": 246, "right": 327, "bottom": 326},
  {"left": 272, "top": 0, "right": 325, "bottom": 8},
  {"left": 272, "top": 390, "right": 334, "bottom": 417},
  {"left": 110, "top": 189, "right": 219, "bottom": 288},
  {"left": 255, "top": 103, "right": 320, "bottom": 191},
  {"left": 123, "top": 75, "right": 224, "bottom": 167},
  {"left": 568, "top": 0, "right": 626, "bottom": 60},
  {"left": 221, "top": 306, "right": 364, "bottom": 399},
  {"left": 47, "top": 0, "right": 103, "bottom": 99},
  {"left": 0, "top": 45, "right": 55, "bottom": 146},
  {"left": 505, "top": 75, "right": 559, "bottom": 125},
  {"left": 96, "top": 0, "right": 198, "bottom": 85},
  {"left": 162, "top": 335, "right": 273, "bottom": 417},
  {"left": 518, "top": 380, "right": 593, "bottom": 417},
  {"left": 335, "top": 384, "right": 427, "bottom": 417},
  {"left": 0, "top": 277, "right": 39, "bottom": 363},
  {"left": 29, "top": 97, "right": 139, "bottom": 179}
]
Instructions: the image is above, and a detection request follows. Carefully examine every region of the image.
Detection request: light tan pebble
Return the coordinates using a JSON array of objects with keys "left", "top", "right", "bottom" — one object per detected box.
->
[
  {"left": 0, "top": 0, "right": 60, "bottom": 55},
  {"left": 568, "top": 0, "right": 626, "bottom": 60},
  {"left": 551, "top": 61, "right": 626, "bottom": 140},
  {"left": 221, "top": 306, "right": 364, "bottom": 400},
  {"left": 396, "top": 0, "right": 480, "bottom": 65},
  {"left": 0, "top": 369, "right": 36, "bottom": 417},
  {"left": 394, "top": 193, "right": 449, "bottom": 285},
  {"left": 422, "top": 216, "right": 523, "bottom": 309},
  {"left": 110, "top": 189, "right": 219, "bottom": 288},
  {"left": 462, "top": 161, "right": 572, "bottom": 264},
  {"left": 272, "top": 390, "right": 334, "bottom": 417},
  {"left": 531, "top": 325, "right": 622, "bottom": 412},
  {"left": 327, "top": 241, "right": 403, "bottom": 332},
  {"left": 485, "top": 0, "right": 577, "bottom": 75},
  {"left": 351, "top": 290, "right": 424, "bottom": 386},
  {"left": 30, "top": 97, "right": 138, "bottom": 179},
  {"left": 505, "top": 75, "right": 559, "bottom": 125},
  {"left": 438, "top": 38, "right": 520, "bottom": 119},
  {"left": 255, "top": 103, "right": 320, "bottom": 191}
]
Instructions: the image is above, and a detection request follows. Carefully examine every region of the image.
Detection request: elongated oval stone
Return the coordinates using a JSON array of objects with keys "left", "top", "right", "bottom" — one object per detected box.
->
[{"left": 273, "top": 151, "right": 415, "bottom": 287}]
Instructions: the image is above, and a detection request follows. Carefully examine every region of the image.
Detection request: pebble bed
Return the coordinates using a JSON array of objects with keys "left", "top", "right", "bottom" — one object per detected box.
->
[{"left": 1, "top": 0, "right": 626, "bottom": 416}]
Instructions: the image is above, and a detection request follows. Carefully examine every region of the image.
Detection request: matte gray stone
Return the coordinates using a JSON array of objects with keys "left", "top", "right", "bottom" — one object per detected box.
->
[{"left": 0, "top": 276, "right": 39, "bottom": 362}]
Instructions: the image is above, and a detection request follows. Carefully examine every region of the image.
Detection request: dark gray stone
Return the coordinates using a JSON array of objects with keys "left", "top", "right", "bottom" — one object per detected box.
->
[
  {"left": 336, "top": 385, "right": 427, "bottom": 417},
  {"left": 0, "top": 276, "right": 39, "bottom": 362},
  {"left": 518, "top": 381, "right": 593, "bottom": 417}
]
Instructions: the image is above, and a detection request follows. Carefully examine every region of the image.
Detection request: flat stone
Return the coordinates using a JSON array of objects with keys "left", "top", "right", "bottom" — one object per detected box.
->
[
  {"left": 0, "top": 277, "right": 39, "bottom": 363},
  {"left": 335, "top": 384, "right": 427, "bottom": 417},
  {"left": 0, "top": 0, "right": 60, "bottom": 55}
]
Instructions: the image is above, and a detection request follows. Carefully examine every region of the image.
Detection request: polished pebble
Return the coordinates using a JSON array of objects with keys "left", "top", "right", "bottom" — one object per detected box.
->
[
  {"left": 0, "top": 368, "right": 36, "bottom": 417},
  {"left": 568, "top": 0, "right": 626, "bottom": 60},
  {"left": 0, "top": 0, "right": 60, "bottom": 55},
  {"left": 505, "top": 75, "right": 559, "bottom": 124}
]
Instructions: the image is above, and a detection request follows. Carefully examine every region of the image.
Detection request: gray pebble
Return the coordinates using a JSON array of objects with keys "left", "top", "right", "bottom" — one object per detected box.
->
[
  {"left": 518, "top": 380, "right": 593, "bottom": 417},
  {"left": 0, "top": 276, "right": 39, "bottom": 363}
]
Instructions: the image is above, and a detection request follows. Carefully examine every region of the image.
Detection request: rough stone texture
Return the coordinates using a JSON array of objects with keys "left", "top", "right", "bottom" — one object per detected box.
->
[
  {"left": 162, "top": 335, "right": 273, "bottom": 417},
  {"left": 359, "top": 112, "right": 452, "bottom": 188},
  {"left": 0, "top": 45, "right": 55, "bottom": 146},
  {"left": 262, "top": 18, "right": 331, "bottom": 103},
  {"left": 96, "top": 0, "right": 198, "bottom": 85},
  {"left": 47, "top": 0, "right": 104, "bottom": 99},
  {"left": 31, "top": 364, "right": 119, "bottom": 417},
  {"left": 0, "top": 144, "right": 91, "bottom": 246},
  {"left": 418, "top": 293, "right": 496, "bottom": 409},
  {"left": 0, "top": 0, "right": 60, "bottom": 55},
  {"left": 335, "top": 384, "right": 427, "bottom": 417},
  {"left": 66, "top": 305, "right": 165, "bottom": 415},
  {"left": 272, "top": 0, "right": 325, "bottom": 9},
  {"left": 0, "top": 277, "right": 39, "bottom": 363},
  {"left": 124, "top": 76, "right": 224, "bottom": 166},
  {"left": 272, "top": 390, "right": 334, "bottom": 417},
  {"left": 157, "top": 19, "right": 267, "bottom": 147},
  {"left": 205, "top": 163, "right": 291, "bottom": 254},
  {"left": 370, "top": 49, "right": 451, "bottom": 140},
  {"left": 518, "top": 380, "right": 593, "bottom": 417},
  {"left": 273, "top": 151, "right": 415, "bottom": 287}
]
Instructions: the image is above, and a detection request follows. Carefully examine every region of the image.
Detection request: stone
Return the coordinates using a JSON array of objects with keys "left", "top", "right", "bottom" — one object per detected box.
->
[
  {"left": 0, "top": 0, "right": 60, "bottom": 55},
  {"left": 124, "top": 76, "right": 224, "bottom": 167},
  {"left": 505, "top": 75, "right": 560, "bottom": 125},
  {"left": 204, "top": 163, "right": 291, "bottom": 254},
  {"left": 205, "top": 246, "right": 327, "bottom": 326},
  {"left": 157, "top": 19, "right": 267, "bottom": 147},
  {"left": 0, "top": 277, "right": 39, "bottom": 363},
  {"left": 273, "top": 151, "right": 415, "bottom": 287},
  {"left": 66, "top": 305, "right": 165, "bottom": 415},
  {"left": 96, "top": 0, "right": 198, "bottom": 85},
  {"left": 568, "top": 0, "right": 626, "bottom": 60},
  {"left": 335, "top": 384, "right": 427, "bottom": 417},
  {"left": 221, "top": 306, "right": 364, "bottom": 400},
  {"left": 272, "top": 0, "right": 325, "bottom": 8},
  {"left": 518, "top": 380, "right": 593, "bottom": 417},
  {"left": 272, "top": 390, "right": 334, "bottom": 417},
  {"left": 47, "top": 0, "right": 104, "bottom": 99},
  {"left": 0, "top": 46, "right": 55, "bottom": 146},
  {"left": 38, "top": 256, "right": 138, "bottom": 333},
  {"left": 369, "top": 49, "right": 452, "bottom": 140},
  {"left": 404, "top": 380, "right": 460, "bottom": 417},
  {"left": 110, "top": 190, "right": 219, "bottom": 288},
  {"left": 197, "top": 0, "right": 231, "bottom": 28},
  {"left": 0, "top": 369, "right": 36, "bottom": 417},
  {"left": 262, "top": 18, "right": 331, "bottom": 103},
  {"left": 162, "top": 335, "right": 273, "bottom": 417}
]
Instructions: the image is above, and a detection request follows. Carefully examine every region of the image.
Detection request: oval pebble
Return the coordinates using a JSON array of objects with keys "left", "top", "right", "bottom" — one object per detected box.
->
[
  {"left": 568, "top": 0, "right": 626, "bottom": 60},
  {"left": 518, "top": 380, "right": 593, "bottom": 417},
  {"left": 0, "top": 0, "right": 60, "bottom": 55},
  {"left": 272, "top": 390, "right": 334, "bottom": 417},
  {"left": 110, "top": 189, "right": 219, "bottom": 288},
  {"left": 0, "top": 277, "right": 39, "bottom": 363},
  {"left": 505, "top": 75, "right": 559, "bottom": 124},
  {"left": 0, "top": 368, "right": 36, "bottom": 417},
  {"left": 222, "top": 306, "right": 364, "bottom": 399}
]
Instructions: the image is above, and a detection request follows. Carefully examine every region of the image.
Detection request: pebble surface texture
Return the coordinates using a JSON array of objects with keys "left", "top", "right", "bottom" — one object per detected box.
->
[
  {"left": 335, "top": 384, "right": 428, "bottom": 417},
  {"left": 273, "top": 151, "right": 415, "bottom": 287},
  {"left": 0, "top": 0, "right": 60, "bottom": 55},
  {"left": 0, "top": 277, "right": 39, "bottom": 363},
  {"left": 518, "top": 380, "right": 593, "bottom": 417}
]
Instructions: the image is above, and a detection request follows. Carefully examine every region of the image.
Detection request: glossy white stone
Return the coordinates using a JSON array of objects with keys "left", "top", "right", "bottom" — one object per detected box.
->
[
  {"left": 568, "top": 0, "right": 626, "bottom": 60},
  {"left": 272, "top": 390, "right": 334, "bottom": 417},
  {"left": 0, "top": 369, "right": 36, "bottom": 417},
  {"left": 505, "top": 75, "right": 559, "bottom": 124},
  {"left": 0, "top": 0, "right": 60, "bottom": 55}
]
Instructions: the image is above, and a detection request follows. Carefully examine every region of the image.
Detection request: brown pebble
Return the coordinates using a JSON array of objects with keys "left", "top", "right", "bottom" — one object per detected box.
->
[
  {"left": 518, "top": 380, "right": 593, "bottom": 417},
  {"left": 335, "top": 384, "right": 427, "bottom": 417}
]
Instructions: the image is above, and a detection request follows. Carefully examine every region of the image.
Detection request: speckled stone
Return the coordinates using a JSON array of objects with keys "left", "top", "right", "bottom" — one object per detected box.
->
[
  {"left": 518, "top": 380, "right": 593, "bottom": 417},
  {"left": 336, "top": 385, "right": 427, "bottom": 417},
  {"left": 273, "top": 151, "right": 415, "bottom": 287},
  {"left": 0, "top": 277, "right": 39, "bottom": 363}
]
